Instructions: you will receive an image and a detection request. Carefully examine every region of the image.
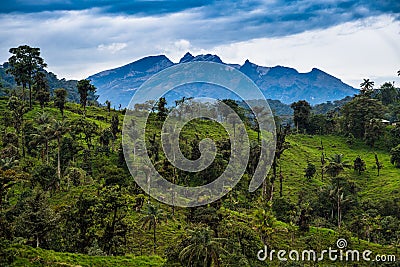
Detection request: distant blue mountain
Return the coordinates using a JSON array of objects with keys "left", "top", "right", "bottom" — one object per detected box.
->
[{"left": 87, "top": 52, "right": 358, "bottom": 107}]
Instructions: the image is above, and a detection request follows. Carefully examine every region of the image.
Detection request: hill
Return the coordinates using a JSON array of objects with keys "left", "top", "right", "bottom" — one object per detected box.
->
[
  {"left": 0, "top": 62, "right": 97, "bottom": 103},
  {"left": 88, "top": 52, "right": 358, "bottom": 107},
  {"left": 0, "top": 97, "right": 399, "bottom": 266}
]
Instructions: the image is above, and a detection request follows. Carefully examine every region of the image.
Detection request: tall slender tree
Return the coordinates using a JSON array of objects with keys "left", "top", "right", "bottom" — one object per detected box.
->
[
  {"left": 54, "top": 88, "right": 67, "bottom": 118},
  {"left": 320, "top": 140, "right": 326, "bottom": 180},
  {"left": 77, "top": 79, "right": 96, "bottom": 114},
  {"left": 374, "top": 153, "right": 383, "bottom": 176},
  {"left": 8, "top": 96, "right": 27, "bottom": 156},
  {"left": 324, "top": 154, "right": 352, "bottom": 229},
  {"left": 268, "top": 125, "right": 289, "bottom": 201},
  {"left": 140, "top": 204, "right": 167, "bottom": 254},
  {"left": 7, "top": 45, "right": 47, "bottom": 108},
  {"left": 252, "top": 106, "right": 265, "bottom": 142},
  {"left": 110, "top": 114, "right": 119, "bottom": 139},
  {"left": 7, "top": 96, "right": 26, "bottom": 135},
  {"left": 105, "top": 100, "right": 111, "bottom": 114},
  {"left": 31, "top": 112, "right": 52, "bottom": 163},
  {"left": 33, "top": 72, "right": 50, "bottom": 109},
  {"left": 51, "top": 119, "right": 69, "bottom": 188},
  {"left": 156, "top": 97, "right": 168, "bottom": 121}
]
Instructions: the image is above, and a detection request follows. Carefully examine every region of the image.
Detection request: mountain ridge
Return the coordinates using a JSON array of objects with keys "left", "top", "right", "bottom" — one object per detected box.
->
[{"left": 87, "top": 52, "right": 358, "bottom": 107}]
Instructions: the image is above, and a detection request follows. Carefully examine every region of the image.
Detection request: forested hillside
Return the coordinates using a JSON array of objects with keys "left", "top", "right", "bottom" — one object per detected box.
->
[
  {"left": 0, "top": 45, "right": 399, "bottom": 267},
  {"left": 1, "top": 95, "right": 400, "bottom": 266},
  {"left": 0, "top": 63, "right": 97, "bottom": 103}
]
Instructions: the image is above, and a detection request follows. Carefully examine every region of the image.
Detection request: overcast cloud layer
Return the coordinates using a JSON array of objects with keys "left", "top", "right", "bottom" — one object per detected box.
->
[{"left": 0, "top": 0, "right": 399, "bottom": 88}]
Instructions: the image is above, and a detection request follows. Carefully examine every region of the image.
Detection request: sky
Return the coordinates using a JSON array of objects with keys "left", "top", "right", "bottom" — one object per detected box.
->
[{"left": 0, "top": 0, "right": 399, "bottom": 88}]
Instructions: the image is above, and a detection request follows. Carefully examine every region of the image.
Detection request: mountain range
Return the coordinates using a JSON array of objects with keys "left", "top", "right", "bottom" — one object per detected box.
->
[{"left": 88, "top": 52, "right": 358, "bottom": 107}]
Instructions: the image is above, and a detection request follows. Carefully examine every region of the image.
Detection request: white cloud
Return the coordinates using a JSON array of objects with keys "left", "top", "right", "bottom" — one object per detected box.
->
[
  {"left": 157, "top": 39, "right": 192, "bottom": 62},
  {"left": 97, "top": 42, "right": 127, "bottom": 54},
  {"left": 203, "top": 15, "right": 400, "bottom": 88},
  {"left": 0, "top": 10, "right": 398, "bottom": 89}
]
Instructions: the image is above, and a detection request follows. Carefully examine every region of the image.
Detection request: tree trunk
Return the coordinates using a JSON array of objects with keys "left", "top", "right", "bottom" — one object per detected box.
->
[
  {"left": 269, "top": 182, "right": 274, "bottom": 202},
  {"left": 57, "top": 138, "right": 61, "bottom": 190},
  {"left": 29, "top": 82, "right": 32, "bottom": 109},
  {"left": 22, "top": 133, "right": 26, "bottom": 158},
  {"left": 41, "top": 145, "right": 45, "bottom": 162},
  {"left": 321, "top": 166, "right": 324, "bottom": 181},
  {"left": 107, "top": 207, "right": 118, "bottom": 255},
  {"left": 23, "top": 84, "right": 26, "bottom": 101},
  {"left": 262, "top": 180, "right": 267, "bottom": 199},
  {"left": 268, "top": 158, "right": 277, "bottom": 202},
  {"left": 279, "top": 165, "right": 283, "bottom": 197},
  {"left": 337, "top": 192, "right": 341, "bottom": 229},
  {"left": 0, "top": 188, "right": 3, "bottom": 208},
  {"left": 153, "top": 223, "right": 157, "bottom": 254},
  {"left": 45, "top": 140, "right": 49, "bottom": 163}
]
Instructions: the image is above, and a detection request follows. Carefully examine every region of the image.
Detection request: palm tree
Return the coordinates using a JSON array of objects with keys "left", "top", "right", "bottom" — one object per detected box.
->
[
  {"left": 51, "top": 119, "right": 69, "bottom": 188},
  {"left": 360, "top": 79, "right": 374, "bottom": 95},
  {"left": 253, "top": 205, "right": 276, "bottom": 245},
  {"left": 179, "top": 227, "right": 226, "bottom": 267},
  {"left": 140, "top": 204, "right": 167, "bottom": 254},
  {"left": 324, "top": 154, "right": 351, "bottom": 226},
  {"left": 324, "top": 154, "right": 351, "bottom": 178},
  {"left": 328, "top": 183, "right": 351, "bottom": 229},
  {"left": 31, "top": 112, "right": 53, "bottom": 162}
]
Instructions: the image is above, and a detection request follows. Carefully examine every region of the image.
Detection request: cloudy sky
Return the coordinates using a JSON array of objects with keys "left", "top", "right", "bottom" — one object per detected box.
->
[{"left": 0, "top": 0, "right": 399, "bottom": 88}]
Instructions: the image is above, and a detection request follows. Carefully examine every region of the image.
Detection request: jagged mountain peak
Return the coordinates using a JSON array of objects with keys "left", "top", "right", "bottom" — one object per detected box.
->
[
  {"left": 88, "top": 53, "right": 357, "bottom": 107},
  {"left": 179, "top": 52, "right": 194, "bottom": 63},
  {"left": 179, "top": 52, "right": 223, "bottom": 64}
]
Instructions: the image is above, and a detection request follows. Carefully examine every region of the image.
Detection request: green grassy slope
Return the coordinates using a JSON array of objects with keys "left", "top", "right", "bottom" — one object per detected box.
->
[
  {"left": 281, "top": 134, "right": 400, "bottom": 203},
  {"left": 7, "top": 244, "right": 164, "bottom": 267},
  {"left": 1, "top": 100, "right": 399, "bottom": 266}
]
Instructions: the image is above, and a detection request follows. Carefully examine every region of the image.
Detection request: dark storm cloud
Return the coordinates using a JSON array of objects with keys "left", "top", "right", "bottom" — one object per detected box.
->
[
  {"left": 0, "top": 0, "right": 398, "bottom": 81},
  {"left": 0, "top": 0, "right": 213, "bottom": 14},
  {"left": 2, "top": 0, "right": 399, "bottom": 18},
  {"left": 196, "top": 0, "right": 400, "bottom": 37},
  {"left": 1, "top": 1, "right": 399, "bottom": 39}
]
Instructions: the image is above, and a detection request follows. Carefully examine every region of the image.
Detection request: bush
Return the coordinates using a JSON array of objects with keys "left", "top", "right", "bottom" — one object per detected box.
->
[{"left": 390, "top": 144, "right": 400, "bottom": 167}]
